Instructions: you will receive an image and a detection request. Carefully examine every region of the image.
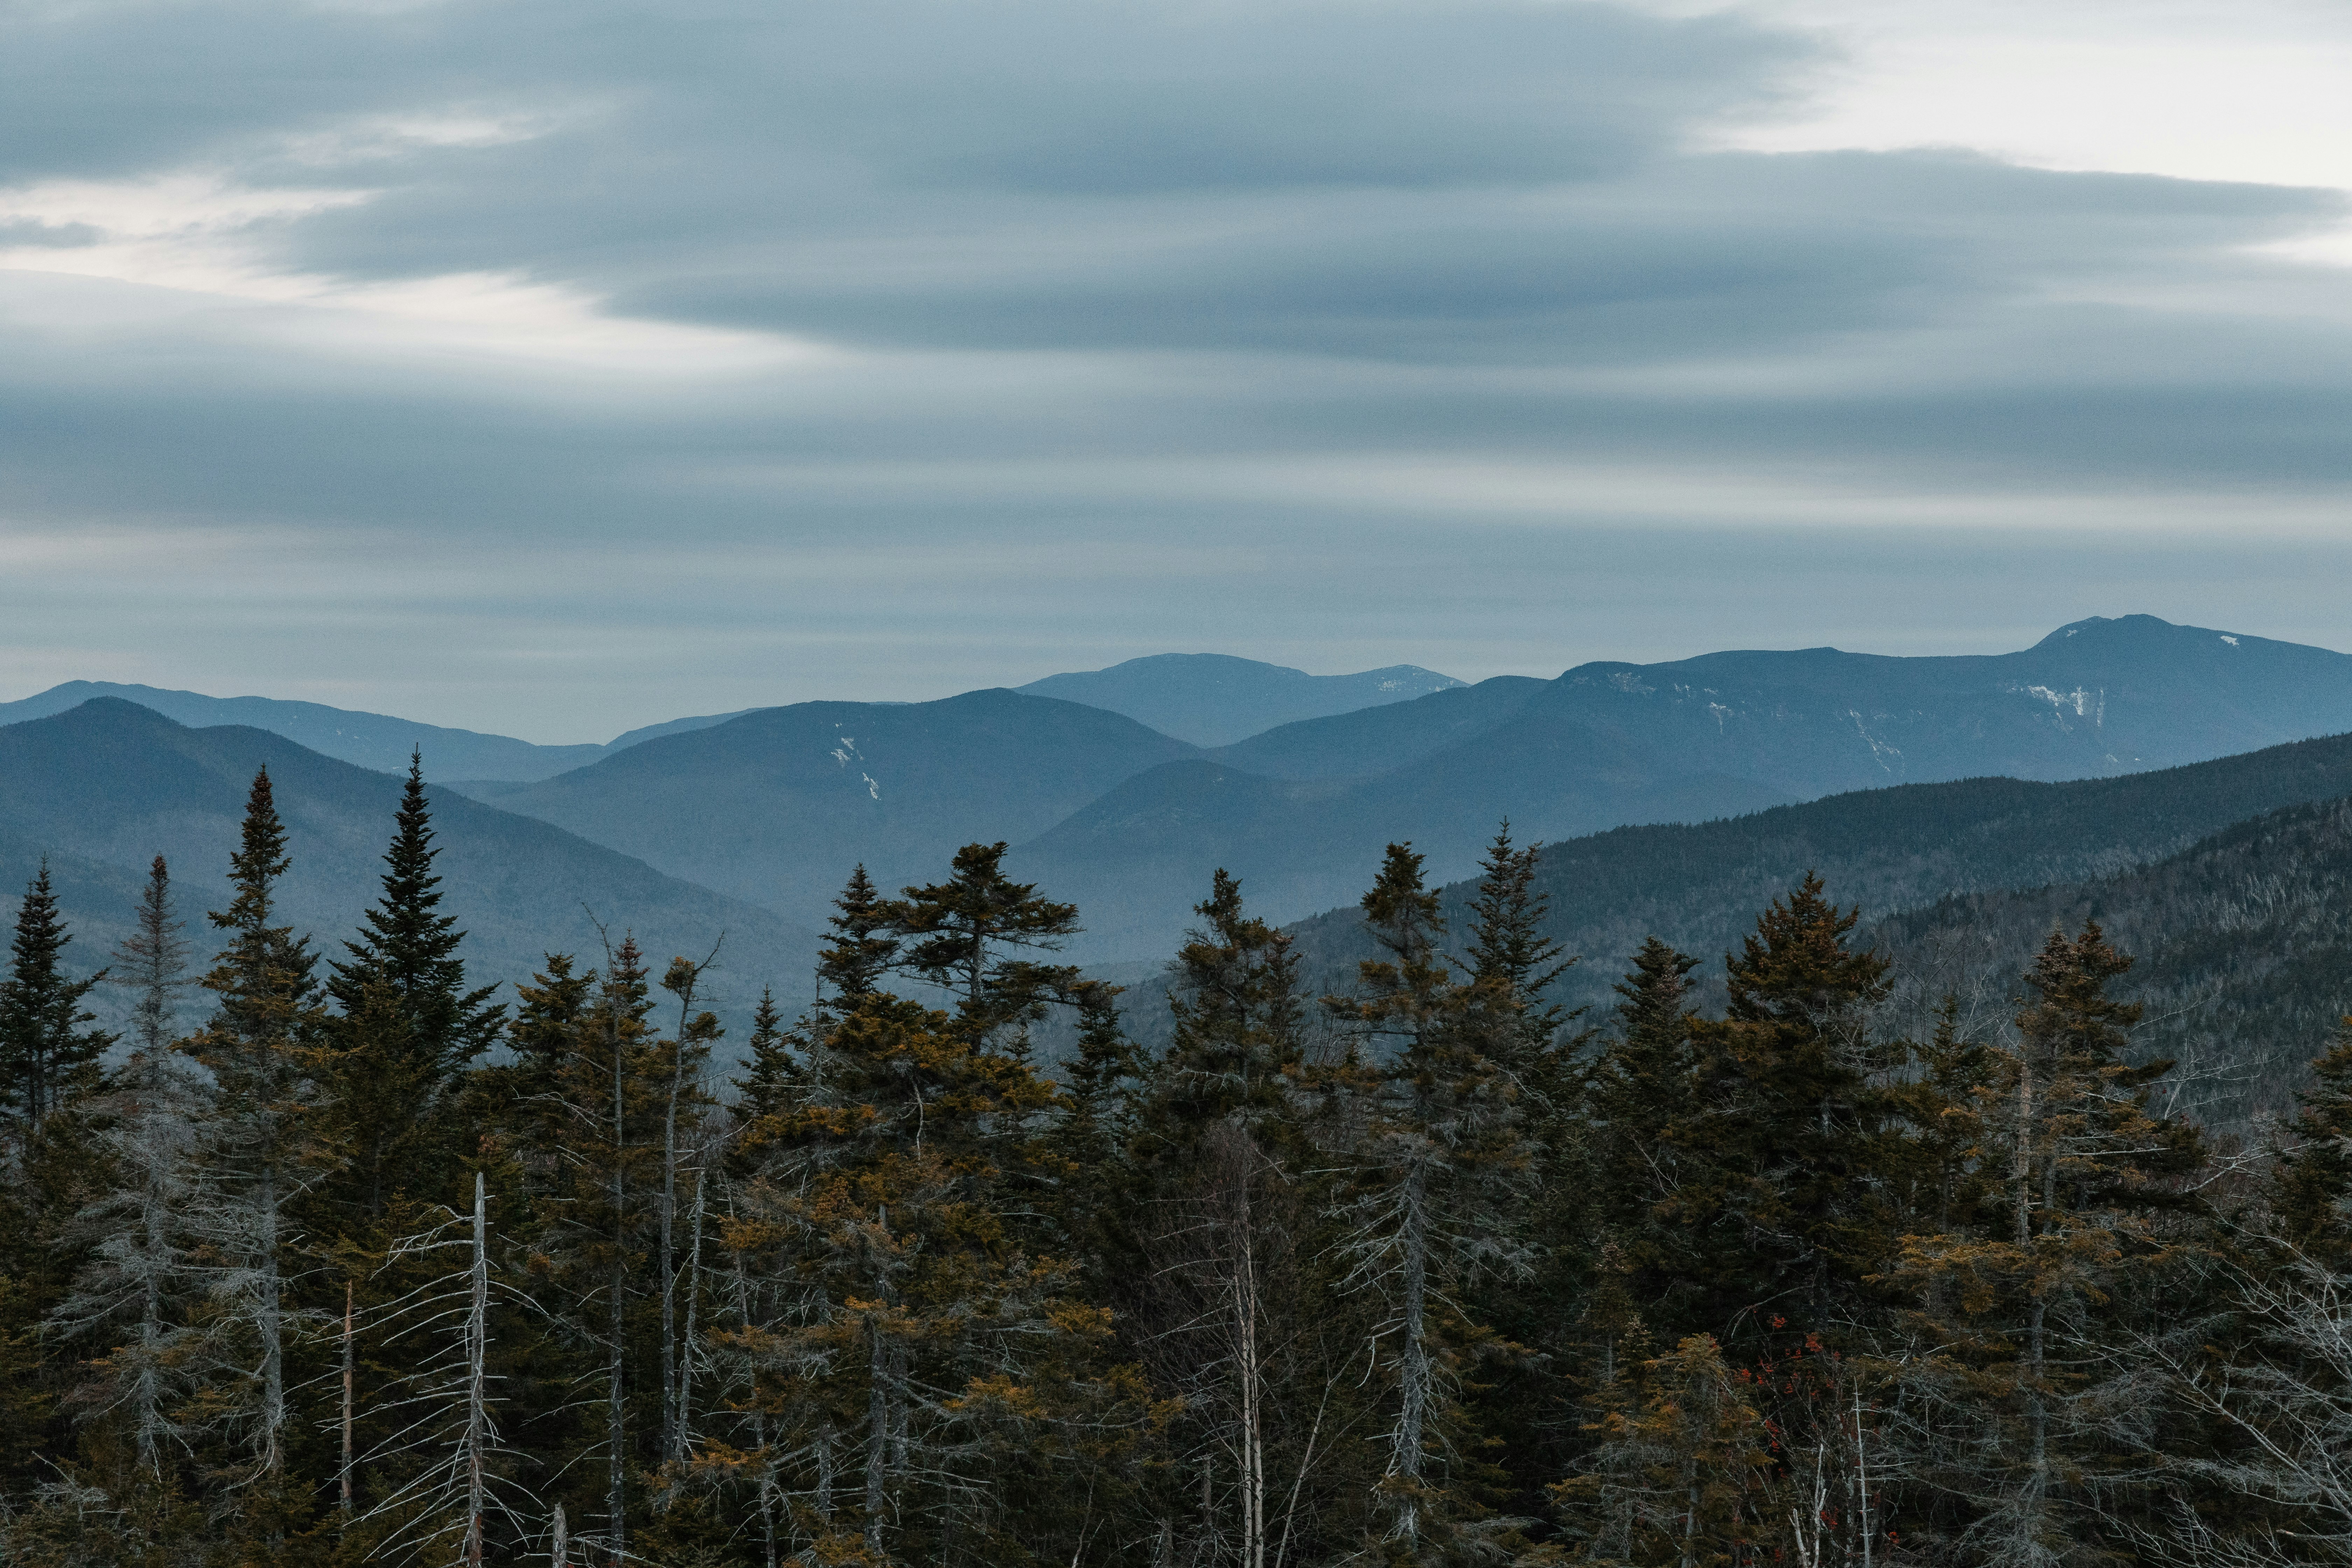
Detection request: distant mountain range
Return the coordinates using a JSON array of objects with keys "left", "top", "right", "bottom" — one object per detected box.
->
[
  {"left": 453, "top": 691, "right": 1199, "bottom": 919},
  {"left": 1017, "top": 614, "right": 2352, "bottom": 957},
  {"left": 0, "top": 700, "right": 818, "bottom": 1026},
  {"left": 1014, "top": 654, "right": 1465, "bottom": 746},
  {"left": 0, "top": 682, "right": 737, "bottom": 782},
  {"left": 14, "top": 614, "right": 2352, "bottom": 1026},
  {"left": 1267, "top": 722, "right": 2352, "bottom": 1018},
  {"left": 0, "top": 655, "right": 1466, "bottom": 783}
]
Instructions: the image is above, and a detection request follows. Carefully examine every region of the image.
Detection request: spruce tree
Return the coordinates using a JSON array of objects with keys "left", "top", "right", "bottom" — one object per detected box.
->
[
  {"left": 0, "top": 859, "right": 113, "bottom": 1134},
  {"left": 1658, "top": 874, "right": 1893, "bottom": 1350},
  {"left": 1122, "top": 870, "right": 1324, "bottom": 1568},
  {"left": 725, "top": 984, "right": 1087, "bottom": 1564},
  {"left": 1889, "top": 923, "right": 2205, "bottom": 1563},
  {"left": 732, "top": 987, "right": 795, "bottom": 1134},
  {"left": 1461, "top": 824, "right": 1575, "bottom": 1088},
  {"left": 1587, "top": 938, "right": 1702, "bottom": 1306},
  {"left": 819, "top": 864, "right": 898, "bottom": 1006},
  {"left": 1324, "top": 843, "right": 1535, "bottom": 1560},
  {"left": 890, "top": 842, "right": 1088, "bottom": 1044},
  {"left": 328, "top": 753, "right": 502, "bottom": 1084},
  {"left": 184, "top": 766, "right": 331, "bottom": 1496},
  {"left": 55, "top": 857, "right": 205, "bottom": 1490}
]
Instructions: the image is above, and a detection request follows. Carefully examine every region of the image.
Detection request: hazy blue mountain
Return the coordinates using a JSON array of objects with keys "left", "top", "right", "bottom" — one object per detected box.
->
[
  {"left": 1205, "top": 676, "right": 1549, "bottom": 779},
  {"left": 461, "top": 688, "right": 1200, "bottom": 919},
  {"left": 0, "top": 682, "right": 753, "bottom": 782},
  {"left": 1530, "top": 613, "right": 2352, "bottom": 796},
  {"left": 1010, "top": 615, "right": 2352, "bottom": 959},
  {"left": 605, "top": 707, "right": 763, "bottom": 750},
  {"left": 1016, "top": 653, "right": 1466, "bottom": 747},
  {"left": 0, "top": 700, "right": 819, "bottom": 1027}
]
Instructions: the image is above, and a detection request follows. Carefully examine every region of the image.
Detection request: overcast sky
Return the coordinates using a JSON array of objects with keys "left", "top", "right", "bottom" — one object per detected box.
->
[{"left": 4, "top": 0, "right": 2350, "bottom": 741}]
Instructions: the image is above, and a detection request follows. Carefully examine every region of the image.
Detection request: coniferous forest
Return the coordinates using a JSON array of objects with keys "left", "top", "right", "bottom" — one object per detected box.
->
[{"left": 8, "top": 759, "right": 2352, "bottom": 1568}]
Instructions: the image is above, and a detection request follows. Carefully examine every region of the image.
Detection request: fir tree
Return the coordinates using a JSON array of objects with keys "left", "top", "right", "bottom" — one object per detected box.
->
[
  {"left": 1, "top": 859, "right": 113, "bottom": 1135},
  {"left": 890, "top": 842, "right": 1089, "bottom": 1045},
  {"left": 183, "top": 766, "right": 331, "bottom": 1496},
  {"left": 327, "top": 752, "right": 503, "bottom": 1084},
  {"left": 54, "top": 858, "right": 205, "bottom": 1490},
  {"left": 1658, "top": 874, "right": 1893, "bottom": 1350},
  {"left": 1324, "top": 843, "right": 1536, "bottom": 1560}
]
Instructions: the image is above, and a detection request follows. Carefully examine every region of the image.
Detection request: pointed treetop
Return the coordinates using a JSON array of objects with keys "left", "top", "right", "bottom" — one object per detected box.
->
[
  {"left": 1723, "top": 871, "right": 1888, "bottom": 1026},
  {"left": 2, "top": 859, "right": 114, "bottom": 1128},
  {"left": 111, "top": 855, "right": 194, "bottom": 1058},
  {"left": 212, "top": 766, "right": 289, "bottom": 934},
  {"left": 329, "top": 751, "right": 502, "bottom": 1079},
  {"left": 818, "top": 865, "right": 898, "bottom": 1003}
]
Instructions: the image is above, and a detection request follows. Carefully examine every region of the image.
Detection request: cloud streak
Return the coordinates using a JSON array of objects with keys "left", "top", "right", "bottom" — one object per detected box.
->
[{"left": 2, "top": 0, "right": 2348, "bottom": 738}]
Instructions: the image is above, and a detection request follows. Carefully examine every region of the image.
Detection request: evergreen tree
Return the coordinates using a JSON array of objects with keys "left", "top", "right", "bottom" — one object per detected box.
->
[
  {"left": 533, "top": 936, "right": 665, "bottom": 1561},
  {"left": 890, "top": 842, "right": 1090, "bottom": 1044},
  {"left": 1889, "top": 923, "right": 2205, "bottom": 1565},
  {"left": 1324, "top": 844, "right": 1536, "bottom": 1561},
  {"left": 183, "top": 767, "right": 332, "bottom": 1504},
  {"left": 327, "top": 752, "right": 502, "bottom": 1084},
  {"left": 1122, "top": 870, "right": 1330, "bottom": 1568},
  {"left": 819, "top": 864, "right": 898, "bottom": 1006},
  {"left": 2272, "top": 1013, "right": 2352, "bottom": 1265},
  {"left": 1584, "top": 938, "right": 1702, "bottom": 1321},
  {"left": 732, "top": 988, "right": 795, "bottom": 1136},
  {"left": 1461, "top": 824, "right": 1575, "bottom": 1091},
  {"left": 723, "top": 985, "right": 1103, "bottom": 1564},
  {"left": 55, "top": 858, "right": 206, "bottom": 1492},
  {"left": 1551, "top": 1333, "right": 1781, "bottom": 1567},
  {"left": 1, "top": 859, "right": 113, "bottom": 1135},
  {"left": 1657, "top": 874, "right": 1894, "bottom": 1350}
]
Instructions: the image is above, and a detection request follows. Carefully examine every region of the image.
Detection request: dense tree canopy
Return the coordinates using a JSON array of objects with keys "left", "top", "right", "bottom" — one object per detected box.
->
[{"left": 0, "top": 775, "right": 2343, "bottom": 1568}]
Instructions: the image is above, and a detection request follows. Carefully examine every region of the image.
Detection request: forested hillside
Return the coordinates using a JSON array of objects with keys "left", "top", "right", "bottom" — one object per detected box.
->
[
  {"left": 1871, "top": 795, "right": 2352, "bottom": 1129},
  {"left": 8, "top": 762, "right": 2352, "bottom": 1567},
  {"left": 1258, "top": 724, "right": 2352, "bottom": 1033}
]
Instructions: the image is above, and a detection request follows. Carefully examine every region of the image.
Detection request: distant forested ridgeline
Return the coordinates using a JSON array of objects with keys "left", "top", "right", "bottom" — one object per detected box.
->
[
  {"left": 11, "top": 732, "right": 2352, "bottom": 1563},
  {"left": 1252, "top": 727, "right": 2352, "bottom": 1059}
]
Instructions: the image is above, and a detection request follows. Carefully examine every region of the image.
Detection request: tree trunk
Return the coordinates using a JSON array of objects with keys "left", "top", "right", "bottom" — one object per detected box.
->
[
  {"left": 608, "top": 1009, "right": 629, "bottom": 1566},
  {"left": 660, "top": 1036, "right": 683, "bottom": 1463},
  {"left": 1394, "top": 1157, "right": 1430, "bottom": 1548},
  {"left": 674, "top": 1164, "right": 706, "bottom": 1464},
  {"left": 1234, "top": 1181, "right": 1266, "bottom": 1568},
  {"left": 258, "top": 1166, "right": 284, "bottom": 1477},
  {"left": 866, "top": 1311, "right": 890, "bottom": 1557},
  {"left": 465, "top": 1173, "right": 489, "bottom": 1567},
  {"left": 341, "top": 1279, "right": 356, "bottom": 1516}
]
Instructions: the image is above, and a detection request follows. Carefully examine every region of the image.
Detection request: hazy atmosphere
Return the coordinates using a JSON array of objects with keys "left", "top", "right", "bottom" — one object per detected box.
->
[{"left": 7, "top": 0, "right": 2352, "bottom": 737}]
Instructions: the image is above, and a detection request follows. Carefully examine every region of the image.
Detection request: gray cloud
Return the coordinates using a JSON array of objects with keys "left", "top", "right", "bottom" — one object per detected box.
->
[{"left": 2, "top": 0, "right": 2351, "bottom": 736}]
